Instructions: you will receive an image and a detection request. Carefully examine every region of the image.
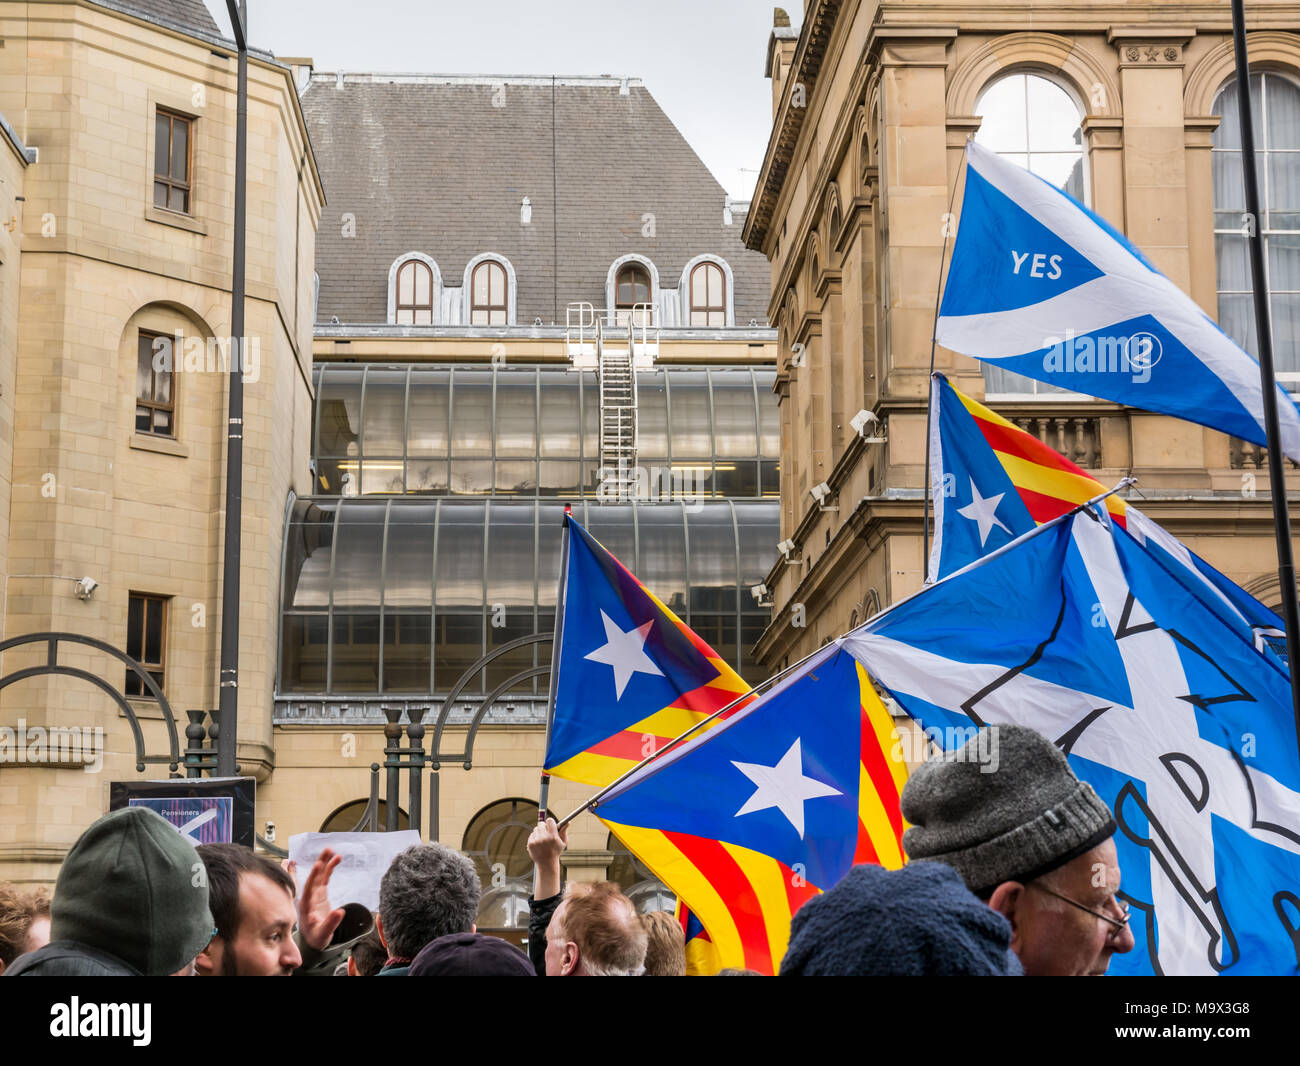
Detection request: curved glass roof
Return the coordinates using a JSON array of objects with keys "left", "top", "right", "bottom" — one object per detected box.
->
[
  {"left": 311, "top": 364, "right": 780, "bottom": 499},
  {"left": 279, "top": 496, "right": 779, "bottom": 698}
]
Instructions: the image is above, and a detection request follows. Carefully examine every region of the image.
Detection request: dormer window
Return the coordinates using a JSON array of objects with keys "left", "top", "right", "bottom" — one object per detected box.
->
[
  {"left": 689, "top": 261, "right": 726, "bottom": 327},
  {"left": 395, "top": 259, "right": 434, "bottom": 325},
  {"left": 615, "top": 263, "right": 651, "bottom": 326},
  {"left": 470, "top": 259, "right": 508, "bottom": 325}
]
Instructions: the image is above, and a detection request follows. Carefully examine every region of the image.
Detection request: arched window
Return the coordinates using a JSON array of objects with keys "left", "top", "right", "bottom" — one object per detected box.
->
[
  {"left": 470, "top": 259, "right": 508, "bottom": 325},
  {"left": 975, "top": 72, "right": 1086, "bottom": 202},
  {"left": 975, "top": 72, "right": 1085, "bottom": 395},
  {"left": 395, "top": 258, "right": 434, "bottom": 325},
  {"left": 1213, "top": 73, "right": 1300, "bottom": 376},
  {"left": 462, "top": 798, "right": 539, "bottom": 946},
  {"left": 689, "top": 261, "right": 726, "bottom": 326},
  {"left": 615, "top": 262, "right": 652, "bottom": 326}
]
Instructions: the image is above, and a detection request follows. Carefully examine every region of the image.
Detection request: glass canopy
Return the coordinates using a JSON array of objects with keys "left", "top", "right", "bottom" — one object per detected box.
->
[
  {"left": 279, "top": 496, "right": 779, "bottom": 697},
  {"left": 312, "top": 364, "right": 780, "bottom": 499}
]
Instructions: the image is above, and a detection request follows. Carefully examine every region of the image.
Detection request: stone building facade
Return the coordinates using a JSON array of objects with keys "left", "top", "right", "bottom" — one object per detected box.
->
[
  {"left": 0, "top": 0, "right": 321, "bottom": 884},
  {"left": 745, "top": 2, "right": 1300, "bottom": 673}
]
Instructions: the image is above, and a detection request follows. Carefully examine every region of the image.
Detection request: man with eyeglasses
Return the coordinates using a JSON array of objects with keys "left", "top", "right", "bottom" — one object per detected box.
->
[{"left": 900, "top": 724, "right": 1136, "bottom": 976}]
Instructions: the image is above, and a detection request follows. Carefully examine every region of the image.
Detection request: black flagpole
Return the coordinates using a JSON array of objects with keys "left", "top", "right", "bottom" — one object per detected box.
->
[
  {"left": 535, "top": 506, "right": 571, "bottom": 854},
  {"left": 1230, "top": 0, "right": 1300, "bottom": 753}
]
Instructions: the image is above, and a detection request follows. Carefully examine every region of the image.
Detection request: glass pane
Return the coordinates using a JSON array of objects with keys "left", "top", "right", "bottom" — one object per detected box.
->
[
  {"left": 136, "top": 406, "right": 151, "bottom": 433},
  {"left": 408, "top": 368, "right": 450, "bottom": 456},
  {"left": 581, "top": 372, "right": 599, "bottom": 461},
  {"left": 154, "top": 365, "right": 171, "bottom": 404},
  {"left": 154, "top": 113, "right": 169, "bottom": 175},
  {"left": 740, "top": 614, "right": 769, "bottom": 685},
  {"left": 450, "top": 460, "right": 492, "bottom": 494},
  {"left": 537, "top": 506, "right": 567, "bottom": 608},
  {"left": 636, "top": 373, "right": 668, "bottom": 457},
  {"left": 485, "top": 606, "right": 538, "bottom": 693},
  {"left": 282, "top": 505, "right": 335, "bottom": 609},
  {"left": 1272, "top": 292, "right": 1300, "bottom": 374},
  {"left": 538, "top": 371, "right": 581, "bottom": 458},
  {"left": 975, "top": 74, "right": 1028, "bottom": 154},
  {"left": 1213, "top": 151, "right": 1245, "bottom": 214},
  {"left": 1025, "top": 76, "right": 1081, "bottom": 153},
  {"left": 436, "top": 500, "right": 486, "bottom": 607},
  {"left": 382, "top": 613, "right": 431, "bottom": 693},
  {"left": 361, "top": 368, "right": 407, "bottom": 456},
  {"left": 490, "top": 263, "right": 505, "bottom": 305},
  {"left": 537, "top": 460, "right": 580, "bottom": 496},
  {"left": 636, "top": 505, "right": 688, "bottom": 617},
  {"left": 691, "top": 265, "right": 706, "bottom": 305},
  {"left": 313, "top": 458, "right": 346, "bottom": 495},
  {"left": 1267, "top": 152, "right": 1300, "bottom": 225},
  {"left": 450, "top": 370, "right": 493, "bottom": 458},
  {"left": 687, "top": 506, "right": 736, "bottom": 613},
  {"left": 711, "top": 371, "right": 758, "bottom": 457},
  {"left": 486, "top": 501, "right": 536, "bottom": 608},
  {"left": 144, "top": 599, "right": 164, "bottom": 664},
  {"left": 1026, "top": 151, "right": 1083, "bottom": 191},
  {"left": 171, "top": 118, "right": 188, "bottom": 181},
  {"left": 280, "top": 615, "right": 328, "bottom": 693},
  {"left": 495, "top": 371, "right": 537, "bottom": 458},
  {"left": 760, "top": 459, "right": 780, "bottom": 496},
  {"left": 667, "top": 371, "right": 712, "bottom": 459},
  {"left": 398, "top": 263, "right": 414, "bottom": 306},
  {"left": 317, "top": 366, "right": 363, "bottom": 456},
  {"left": 406, "top": 459, "right": 449, "bottom": 494},
  {"left": 127, "top": 596, "right": 144, "bottom": 660},
  {"left": 137, "top": 335, "right": 155, "bottom": 401},
  {"left": 582, "top": 503, "right": 636, "bottom": 572},
  {"left": 733, "top": 501, "right": 780, "bottom": 587},
  {"left": 154, "top": 181, "right": 168, "bottom": 208},
  {"left": 414, "top": 263, "right": 431, "bottom": 306},
  {"left": 332, "top": 614, "right": 381, "bottom": 693},
  {"left": 384, "top": 503, "right": 436, "bottom": 608},
  {"left": 1268, "top": 77, "right": 1300, "bottom": 150},
  {"left": 1216, "top": 234, "right": 1251, "bottom": 292},
  {"left": 754, "top": 373, "right": 779, "bottom": 456},
  {"left": 168, "top": 186, "right": 187, "bottom": 213},
  {"left": 712, "top": 461, "right": 758, "bottom": 497},
  {"left": 153, "top": 409, "right": 172, "bottom": 435},
  {"left": 358, "top": 459, "right": 404, "bottom": 495},
  {"left": 709, "top": 264, "right": 723, "bottom": 306},
  {"left": 1269, "top": 233, "right": 1300, "bottom": 292},
  {"left": 1217, "top": 293, "right": 1258, "bottom": 356},
  {"left": 473, "top": 263, "right": 489, "bottom": 305},
  {"left": 331, "top": 501, "right": 386, "bottom": 608},
  {"left": 436, "top": 611, "right": 484, "bottom": 694},
  {"left": 494, "top": 460, "right": 537, "bottom": 494}
]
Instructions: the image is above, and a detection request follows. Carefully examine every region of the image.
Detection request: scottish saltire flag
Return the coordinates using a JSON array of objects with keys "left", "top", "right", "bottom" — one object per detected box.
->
[
  {"left": 936, "top": 141, "right": 1300, "bottom": 461},
  {"left": 593, "top": 647, "right": 908, "bottom": 975},
  {"left": 928, "top": 373, "right": 1286, "bottom": 661},
  {"left": 843, "top": 507, "right": 1300, "bottom": 975},
  {"left": 544, "top": 516, "right": 750, "bottom": 787}
]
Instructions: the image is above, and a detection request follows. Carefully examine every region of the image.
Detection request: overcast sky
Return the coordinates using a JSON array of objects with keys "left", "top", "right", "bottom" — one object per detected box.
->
[{"left": 205, "top": 0, "right": 799, "bottom": 200}]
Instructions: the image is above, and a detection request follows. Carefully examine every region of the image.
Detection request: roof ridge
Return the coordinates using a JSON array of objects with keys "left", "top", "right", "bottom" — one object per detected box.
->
[{"left": 309, "top": 72, "right": 645, "bottom": 87}]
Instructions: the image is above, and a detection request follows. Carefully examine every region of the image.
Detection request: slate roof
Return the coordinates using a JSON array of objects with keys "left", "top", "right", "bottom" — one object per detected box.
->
[
  {"left": 97, "top": 0, "right": 222, "bottom": 39},
  {"left": 302, "top": 74, "right": 770, "bottom": 327}
]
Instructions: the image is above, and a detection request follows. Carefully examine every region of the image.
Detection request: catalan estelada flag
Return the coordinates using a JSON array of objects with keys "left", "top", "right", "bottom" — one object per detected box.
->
[
  {"left": 592, "top": 645, "right": 907, "bottom": 975},
  {"left": 543, "top": 515, "right": 751, "bottom": 787},
  {"left": 928, "top": 372, "right": 1285, "bottom": 658}
]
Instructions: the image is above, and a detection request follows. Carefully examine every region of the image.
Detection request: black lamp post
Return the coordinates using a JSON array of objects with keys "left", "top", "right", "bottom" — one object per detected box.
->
[{"left": 217, "top": 0, "right": 248, "bottom": 777}]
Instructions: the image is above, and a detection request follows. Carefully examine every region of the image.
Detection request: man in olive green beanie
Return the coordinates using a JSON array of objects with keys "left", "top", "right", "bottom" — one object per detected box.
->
[
  {"left": 5, "top": 806, "right": 214, "bottom": 976},
  {"left": 900, "top": 724, "right": 1136, "bottom": 976}
]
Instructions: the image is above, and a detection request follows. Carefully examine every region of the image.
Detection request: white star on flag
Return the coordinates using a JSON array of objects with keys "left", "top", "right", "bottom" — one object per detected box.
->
[
  {"left": 957, "top": 478, "right": 1012, "bottom": 546},
  {"left": 732, "top": 737, "right": 842, "bottom": 839},
  {"left": 584, "top": 609, "right": 665, "bottom": 699}
]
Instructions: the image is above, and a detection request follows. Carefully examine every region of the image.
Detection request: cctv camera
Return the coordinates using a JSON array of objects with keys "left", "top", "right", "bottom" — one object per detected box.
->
[
  {"left": 750, "top": 583, "right": 770, "bottom": 604},
  {"left": 850, "top": 409, "right": 887, "bottom": 442},
  {"left": 811, "top": 481, "right": 832, "bottom": 504},
  {"left": 74, "top": 576, "right": 98, "bottom": 601},
  {"left": 778, "top": 538, "right": 795, "bottom": 556}
]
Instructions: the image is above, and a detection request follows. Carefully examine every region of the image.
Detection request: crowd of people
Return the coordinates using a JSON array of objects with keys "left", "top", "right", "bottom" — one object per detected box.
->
[{"left": 0, "top": 724, "right": 1134, "bottom": 977}]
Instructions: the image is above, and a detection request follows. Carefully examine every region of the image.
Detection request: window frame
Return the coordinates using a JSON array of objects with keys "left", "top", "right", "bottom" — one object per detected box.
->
[
  {"left": 974, "top": 68, "right": 1093, "bottom": 400},
  {"left": 688, "top": 261, "right": 727, "bottom": 327},
  {"left": 469, "top": 259, "right": 508, "bottom": 326},
  {"left": 1211, "top": 70, "right": 1300, "bottom": 388},
  {"left": 153, "top": 107, "right": 193, "bottom": 216},
  {"left": 395, "top": 258, "right": 436, "bottom": 326},
  {"left": 126, "top": 592, "right": 169, "bottom": 699},
  {"left": 136, "top": 329, "right": 177, "bottom": 438}
]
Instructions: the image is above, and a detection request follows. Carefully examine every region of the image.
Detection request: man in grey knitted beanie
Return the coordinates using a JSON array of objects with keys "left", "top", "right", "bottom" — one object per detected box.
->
[{"left": 900, "top": 723, "right": 1135, "bottom": 976}]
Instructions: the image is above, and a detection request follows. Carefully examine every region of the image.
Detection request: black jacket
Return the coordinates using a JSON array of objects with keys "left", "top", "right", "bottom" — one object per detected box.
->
[{"left": 527, "top": 893, "right": 561, "bottom": 977}]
